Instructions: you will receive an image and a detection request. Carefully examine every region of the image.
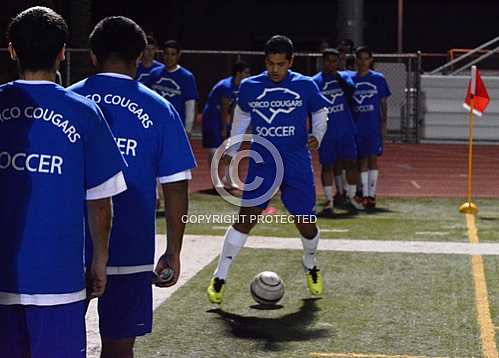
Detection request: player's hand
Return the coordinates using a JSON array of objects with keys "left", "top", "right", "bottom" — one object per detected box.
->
[
  {"left": 88, "top": 256, "right": 107, "bottom": 299},
  {"left": 308, "top": 135, "right": 319, "bottom": 150},
  {"left": 153, "top": 252, "right": 180, "bottom": 287}
]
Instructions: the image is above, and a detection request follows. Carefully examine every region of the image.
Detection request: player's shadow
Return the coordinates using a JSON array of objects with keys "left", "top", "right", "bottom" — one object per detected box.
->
[
  {"left": 364, "top": 207, "right": 394, "bottom": 215},
  {"left": 479, "top": 216, "right": 499, "bottom": 222},
  {"left": 207, "top": 298, "right": 333, "bottom": 352}
]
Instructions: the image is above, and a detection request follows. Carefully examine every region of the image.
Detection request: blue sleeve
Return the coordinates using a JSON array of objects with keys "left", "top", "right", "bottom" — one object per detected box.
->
[
  {"left": 236, "top": 81, "right": 251, "bottom": 113},
  {"left": 157, "top": 104, "right": 197, "bottom": 177},
  {"left": 83, "top": 104, "right": 125, "bottom": 189},
  {"left": 307, "top": 80, "right": 332, "bottom": 113},
  {"left": 378, "top": 76, "right": 391, "bottom": 98},
  {"left": 184, "top": 73, "right": 198, "bottom": 101},
  {"left": 142, "top": 68, "right": 159, "bottom": 88}
]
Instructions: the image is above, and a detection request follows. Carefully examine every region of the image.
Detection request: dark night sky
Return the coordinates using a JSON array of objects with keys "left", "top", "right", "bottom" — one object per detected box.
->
[{"left": 1, "top": 0, "right": 499, "bottom": 53}]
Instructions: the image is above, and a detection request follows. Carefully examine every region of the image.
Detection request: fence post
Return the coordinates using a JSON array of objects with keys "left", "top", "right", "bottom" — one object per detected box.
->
[{"left": 415, "top": 50, "right": 422, "bottom": 142}]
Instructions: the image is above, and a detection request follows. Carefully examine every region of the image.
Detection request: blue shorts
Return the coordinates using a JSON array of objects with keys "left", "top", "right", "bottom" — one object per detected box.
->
[
  {"left": 355, "top": 121, "right": 383, "bottom": 158},
  {"left": 0, "top": 301, "right": 86, "bottom": 358},
  {"left": 318, "top": 132, "right": 358, "bottom": 166},
  {"left": 98, "top": 271, "right": 153, "bottom": 339},
  {"left": 242, "top": 151, "right": 316, "bottom": 215}
]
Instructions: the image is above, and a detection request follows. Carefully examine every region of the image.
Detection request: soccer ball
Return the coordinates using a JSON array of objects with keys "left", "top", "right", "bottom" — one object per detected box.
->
[{"left": 250, "top": 271, "right": 285, "bottom": 305}]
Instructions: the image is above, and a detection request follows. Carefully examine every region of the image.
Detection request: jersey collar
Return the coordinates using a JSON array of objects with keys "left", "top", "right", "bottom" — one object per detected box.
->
[
  {"left": 14, "top": 80, "right": 55, "bottom": 85},
  {"left": 96, "top": 72, "right": 133, "bottom": 80}
]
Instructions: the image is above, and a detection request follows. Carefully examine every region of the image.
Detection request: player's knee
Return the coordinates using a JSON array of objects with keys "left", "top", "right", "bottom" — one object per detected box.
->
[
  {"left": 101, "top": 337, "right": 135, "bottom": 358},
  {"left": 296, "top": 222, "right": 318, "bottom": 239}
]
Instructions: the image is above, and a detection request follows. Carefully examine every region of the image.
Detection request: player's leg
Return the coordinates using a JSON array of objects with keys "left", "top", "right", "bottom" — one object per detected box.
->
[
  {"left": 280, "top": 163, "right": 324, "bottom": 296},
  {"left": 333, "top": 160, "right": 346, "bottom": 206},
  {"left": 0, "top": 305, "right": 29, "bottom": 358},
  {"left": 339, "top": 131, "right": 364, "bottom": 210},
  {"left": 208, "top": 205, "right": 264, "bottom": 304},
  {"left": 320, "top": 164, "right": 334, "bottom": 214},
  {"left": 367, "top": 155, "right": 379, "bottom": 208},
  {"left": 98, "top": 272, "right": 152, "bottom": 358},
  {"left": 206, "top": 148, "right": 224, "bottom": 189},
  {"left": 24, "top": 301, "right": 86, "bottom": 358},
  {"left": 318, "top": 134, "right": 336, "bottom": 215},
  {"left": 101, "top": 338, "right": 135, "bottom": 358}
]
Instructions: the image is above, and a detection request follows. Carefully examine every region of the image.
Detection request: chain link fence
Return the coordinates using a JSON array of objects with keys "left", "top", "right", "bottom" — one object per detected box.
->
[{"left": 0, "top": 48, "right": 422, "bottom": 142}]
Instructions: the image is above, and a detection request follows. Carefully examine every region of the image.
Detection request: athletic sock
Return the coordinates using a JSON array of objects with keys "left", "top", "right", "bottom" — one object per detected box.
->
[
  {"left": 301, "top": 230, "right": 320, "bottom": 270},
  {"left": 361, "top": 171, "right": 369, "bottom": 197},
  {"left": 368, "top": 170, "right": 379, "bottom": 197},
  {"left": 214, "top": 226, "right": 248, "bottom": 279}
]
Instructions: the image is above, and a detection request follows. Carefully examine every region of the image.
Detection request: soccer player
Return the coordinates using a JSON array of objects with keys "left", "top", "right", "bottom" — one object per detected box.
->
[
  {"left": 207, "top": 35, "right": 330, "bottom": 304},
  {"left": 312, "top": 48, "right": 364, "bottom": 214},
  {"left": 145, "top": 40, "right": 198, "bottom": 135},
  {"left": 0, "top": 7, "right": 126, "bottom": 357},
  {"left": 135, "top": 35, "right": 164, "bottom": 84},
  {"left": 350, "top": 46, "right": 391, "bottom": 208},
  {"left": 69, "top": 16, "right": 196, "bottom": 357},
  {"left": 202, "top": 61, "right": 251, "bottom": 189}
]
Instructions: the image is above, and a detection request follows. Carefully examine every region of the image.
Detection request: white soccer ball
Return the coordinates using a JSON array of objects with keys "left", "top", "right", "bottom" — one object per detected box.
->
[{"left": 250, "top": 271, "right": 285, "bottom": 305}]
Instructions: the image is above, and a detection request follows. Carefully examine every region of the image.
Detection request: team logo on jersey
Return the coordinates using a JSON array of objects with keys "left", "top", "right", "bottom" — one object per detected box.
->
[
  {"left": 353, "top": 82, "right": 378, "bottom": 104},
  {"left": 152, "top": 78, "right": 181, "bottom": 98},
  {"left": 322, "top": 81, "right": 343, "bottom": 104},
  {"left": 248, "top": 88, "right": 303, "bottom": 124}
]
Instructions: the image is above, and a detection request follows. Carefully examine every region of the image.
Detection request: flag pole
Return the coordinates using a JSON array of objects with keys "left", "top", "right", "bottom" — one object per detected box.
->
[{"left": 460, "top": 68, "right": 478, "bottom": 215}]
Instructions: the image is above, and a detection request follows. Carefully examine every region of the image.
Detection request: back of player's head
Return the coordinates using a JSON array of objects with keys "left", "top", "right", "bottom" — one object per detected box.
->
[
  {"left": 322, "top": 48, "right": 339, "bottom": 58},
  {"left": 163, "top": 40, "right": 181, "bottom": 53},
  {"left": 146, "top": 35, "right": 158, "bottom": 47},
  {"left": 355, "top": 46, "right": 373, "bottom": 58},
  {"left": 265, "top": 35, "right": 294, "bottom": 60},
  {"left": 8, "top": 6, "right": 68, "bottom": 72},
  {"left": 89, "top": 16, "right": 146, "bottom": 64},
  {"left": 232, "top": 61, "right": 249, "bottom": 76}
]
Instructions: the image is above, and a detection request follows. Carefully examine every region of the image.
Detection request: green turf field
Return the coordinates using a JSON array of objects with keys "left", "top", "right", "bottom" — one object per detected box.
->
[
  {"left": 136, "top": 249, "right": 486, "bottom": 357},
  {"left": 156, "top": 194, "right": 499, "bottom": 242}
]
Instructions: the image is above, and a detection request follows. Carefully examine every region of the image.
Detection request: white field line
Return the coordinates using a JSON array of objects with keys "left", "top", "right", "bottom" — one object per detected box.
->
[
  {"left": 410, "top": 180, "right": 421, "bottom": 189},
  {"left": 86, "top": 234, "right": 499, "bottom": 356}
]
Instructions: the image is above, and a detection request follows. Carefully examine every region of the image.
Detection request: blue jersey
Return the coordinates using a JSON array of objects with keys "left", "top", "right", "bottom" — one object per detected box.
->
[
  {"left": 237, "top": 70, "right": 330, "bottom": 154},
  {"left": 135, "top": 60, "right": 164, "bottom": 84},
  {"left": 203, "top": 76, "right": 237, "bottom": 124},
  {"left": 69, "top": 74, "right": 196, "bottom": 271},
  {"left": 350, "top": 70, "right": 391, "bottom": 134},
  {"left": 0, "top": 80, "right": 125, "bottom": 305},
  {"left": 145, "top": 66, "right": 198, "bottom": 124},
  {"left": 312, "top": 71, "right": 356, "bottom": 138}
]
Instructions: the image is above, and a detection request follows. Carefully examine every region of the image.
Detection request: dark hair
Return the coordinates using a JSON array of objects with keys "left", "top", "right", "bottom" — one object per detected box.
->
[
  {"left": 231, "top": 60, "right": 249, "bottom": 76},
  {"left": 89, "top": 16, "right": 146, "bottom": 64},
  {"left": 339, "top": 39, "right": 355, "bottom": 51},
  {"left": 355, "top": 46, "right": 373, "bottom": 58},
  {"left": 264, "top": 35, "right": 294, "bottom": 60},
  {"left": 8, "top": 6, "right": 68, "bottom": 72},
  {"left": 163, "top": 40, "right": 181, "bottom": 53},
  {"left": 322, "top": 48, "right": 339, "bottom": 58},
  {"left": 146, "top": 35, "right": 157, "bottom": 47}
]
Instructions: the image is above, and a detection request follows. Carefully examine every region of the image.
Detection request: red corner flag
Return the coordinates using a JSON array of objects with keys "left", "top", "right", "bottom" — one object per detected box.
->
[{"left": 463, "top": 66, "right": 490, "bottom": 116}]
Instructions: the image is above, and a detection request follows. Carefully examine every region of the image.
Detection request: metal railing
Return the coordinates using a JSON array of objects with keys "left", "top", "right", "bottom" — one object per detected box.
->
[{"left": 429, "top": 34, "right": 499, "bottom": 75}]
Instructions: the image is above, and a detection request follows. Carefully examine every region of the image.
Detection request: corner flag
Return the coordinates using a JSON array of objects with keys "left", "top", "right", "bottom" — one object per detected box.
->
[{"left": 463, "top": 66, "right": 489, "bottom": 116}]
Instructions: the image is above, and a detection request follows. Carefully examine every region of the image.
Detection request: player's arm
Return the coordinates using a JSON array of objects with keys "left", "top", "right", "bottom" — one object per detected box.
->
[
  {"left": 86, "top": 197, "right": 113, "bottom": 298},
  {"left": 220, "top": 96, "right": 232, "bottom": 138},
  {"left": 154, "top": 176, "right": 189, "bottom": 288},
  {"left": 184, "top": 100, "right": 196, "bottom": 135},
  {"left": 224, "top": 104, "right": 251, "bottom": 164},
  {"left": 309, "top": 108, "right": 329, "bottom": 150},
  {"left": 380, "top": 97, "right": 388, "bottom": 140}
]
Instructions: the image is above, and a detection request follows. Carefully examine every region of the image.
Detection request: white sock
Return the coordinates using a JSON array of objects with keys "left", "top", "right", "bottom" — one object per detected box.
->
[
  {"left": 323, "top": 186, "right": 333, "bottom": 204},
  {"left": 361, "top": 171, "right": 369, "bottom": 197},
  {"left": 346, "top": 184, "right": 356, "bottom": 199},
  {"left": 334, "top": 175, "right": 344, "bottom": 195},
  {"left": 301, "top": 230, "right": 320, "bottom": 270},
  {"left": 214, "top": 226, "right": 248, "bottom": 280},
  {"left": 368, "top": 170, "right": 379, "bottom": 197}
]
